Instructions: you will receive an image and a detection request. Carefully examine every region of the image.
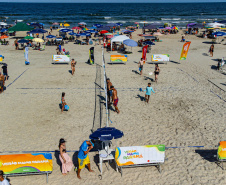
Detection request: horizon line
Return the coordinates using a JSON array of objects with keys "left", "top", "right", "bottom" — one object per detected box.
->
[{"left": 0, "top": 2, "right": 225, "bottom": 3}]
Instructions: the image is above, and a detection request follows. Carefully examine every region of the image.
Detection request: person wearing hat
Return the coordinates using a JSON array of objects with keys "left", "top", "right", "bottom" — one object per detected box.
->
[
  {"left": 77, "top": 140, "right": 95, "bottom": 179},
  {"left": 58, "top": 138, "right": 73, "bottom": 175},
  {"left": 0, "top": 170, "right": 9, "bottom": 185}
]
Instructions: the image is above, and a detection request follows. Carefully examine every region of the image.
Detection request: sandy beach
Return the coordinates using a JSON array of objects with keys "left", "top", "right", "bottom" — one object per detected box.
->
[{"left": 0, "top": 28, "right": 225, "bottom": 184}]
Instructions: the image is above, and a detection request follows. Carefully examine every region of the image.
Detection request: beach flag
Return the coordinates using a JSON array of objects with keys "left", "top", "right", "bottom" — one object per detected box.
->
[
  {"left": 24, "top": 47, "right": 29, "bottom": 63},
  {"left": 142, "top": 45, "right": 148, "bottom": 63},
  {"left": 180, "top": 42, "right": 191, "bottom": 60}
]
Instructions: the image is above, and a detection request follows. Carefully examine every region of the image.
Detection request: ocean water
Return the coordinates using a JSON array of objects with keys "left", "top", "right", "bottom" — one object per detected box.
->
[{"left": 0, "top": 3, "right": 226, "bottom": 28}]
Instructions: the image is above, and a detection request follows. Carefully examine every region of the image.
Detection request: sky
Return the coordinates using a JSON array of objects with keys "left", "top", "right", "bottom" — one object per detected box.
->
[{"left": 0, "top": 0, "right": 225, "bottom": 2}]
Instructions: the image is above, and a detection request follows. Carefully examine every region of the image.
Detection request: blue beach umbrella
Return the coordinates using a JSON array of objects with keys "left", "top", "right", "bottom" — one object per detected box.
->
[
  {"left": 29, "top": 28, "right": 47, "bottom": 33},
  {"left": 69, "top": 32, "right": 75, "bottom": 35},
  {"left": 212, "top": 31, "right": 226, "bottom": 37},
  {"left": 75, "top": 34, "right": 80, "bottom": 37},
  {"left": 46, "top": 35, "right": 56, "bottom": 38},
  {"left": 90, "top": 26, "right": 97, "bottom": 29},
  {"left": 93, "top": 24, "right": 103, "bottom": 28},
  {"left": 0, "top": 28, "right": 8, "bottom": 32},
  {"left": 116, "top": 23, "right": 123, "bottom": 26},
  {"left": 60, "top": 29, "right": 71, "bottom": 32},
  {"left": 85, "top": 30, "right": 91, "bottom": 33},
  {"left": 89, "top": 127, "right": 124, "bottom": 141},
  {"left": 123, "top": 39, "right": 138, "bottom": 47},
  {"left": 90, "top": 30, "right": 97, "bottom": 33},
  {"left": 98, "top": 26, "right": 110, "bottom": 31}
]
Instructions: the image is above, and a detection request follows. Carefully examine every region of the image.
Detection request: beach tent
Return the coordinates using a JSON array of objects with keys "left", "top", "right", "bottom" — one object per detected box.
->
[
  {"left": 111, "top": 35, "right": 130, "bottom": 51},
  {"left": 189, "top": 23, "right": 204, "bottom": 29},
  {"left": 8, "top": 22, "right": 33, "bottom": 32}
]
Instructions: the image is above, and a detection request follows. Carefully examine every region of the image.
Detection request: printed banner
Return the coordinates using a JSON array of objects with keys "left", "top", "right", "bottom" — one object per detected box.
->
[
  {"left": 115, "top": 145, "right": 165, "bottom": 166},
  {"left": 24, "top": 47, "right": 29, "bottom": 62},
  {"left": 218, "top": 141, "right": 226, "bottom": 160},
  {"left": 142, "top": 45, "right": 148, "bottom": 63},
  {"left": 180, "top": 42, "right": 191, "bottom": 60},
  {"left": 52, "top": 55, "right": 70, "bottom": 63},
  {"left": 152, "top": 54, "right": 169, "bottom": 62},
  {"left": 0, "top": 153, "right": 53, "bottom": 174},
  {"left": 110, "top": 55, "right": 128, "bottom": 63}
]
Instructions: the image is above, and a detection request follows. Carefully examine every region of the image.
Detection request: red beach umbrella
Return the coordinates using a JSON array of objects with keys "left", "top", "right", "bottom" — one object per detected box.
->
[
  {"left": 72, "top": 27, "right": 81, "bottom": 30},
  {"left": 100, "top": 30, "right": 108, "bottom": 34}
]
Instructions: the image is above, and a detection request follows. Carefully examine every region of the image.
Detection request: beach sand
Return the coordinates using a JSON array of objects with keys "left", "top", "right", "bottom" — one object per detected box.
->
[{"left": 0, "top": 29, "right": 225, "bottom": 184}]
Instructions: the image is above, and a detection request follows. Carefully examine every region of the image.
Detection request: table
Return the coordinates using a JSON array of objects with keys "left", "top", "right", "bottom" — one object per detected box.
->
[{"left": 99, "top": 149, "right": 115, "bottom": 176}]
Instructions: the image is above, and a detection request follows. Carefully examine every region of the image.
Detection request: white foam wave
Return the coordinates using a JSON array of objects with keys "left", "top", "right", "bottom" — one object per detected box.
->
[
  {"left": 104, "top": 17, "right": 111, "bottom": 19},
  {"left": 107, "top": 21, "right": 126, "bottom": 23},
  {"left": 161, "top": 18, "right": 181, "bottom": 21}
]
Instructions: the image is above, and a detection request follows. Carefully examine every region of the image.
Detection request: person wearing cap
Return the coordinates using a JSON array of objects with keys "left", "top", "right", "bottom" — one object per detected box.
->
[
  {"left": 58, "top": 138, "right": 73, "bottom": 175},
  {"left": 77, "top": 140, "right": 95, "bottom": 179},
  {"left": 0, "top": 170, "right": 10, "bottom": 185}
]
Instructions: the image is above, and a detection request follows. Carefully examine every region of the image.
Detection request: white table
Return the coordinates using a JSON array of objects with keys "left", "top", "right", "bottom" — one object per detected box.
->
[{"left": 99, "top": 149, "right": 115, "bottom": 176}]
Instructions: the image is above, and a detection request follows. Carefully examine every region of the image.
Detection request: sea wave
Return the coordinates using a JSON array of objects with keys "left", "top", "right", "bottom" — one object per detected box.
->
[
  {"left": 104, "top": 17, "right": 111, "bottom": 19},
  {"left": 161, "top": 18, "right": 181, "bottom": 21}
]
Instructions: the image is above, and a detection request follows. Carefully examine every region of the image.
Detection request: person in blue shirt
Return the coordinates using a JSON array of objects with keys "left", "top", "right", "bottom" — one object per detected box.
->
[
  {"left": 143, "top": 83, "right": 155, "bottom": 103},
  {"left": 77, "top": 140, "right": 95, "bottom": 179}
]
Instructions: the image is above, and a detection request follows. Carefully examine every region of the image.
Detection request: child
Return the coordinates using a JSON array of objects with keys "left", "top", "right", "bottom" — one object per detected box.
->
[{"left": 143, "top": 83, "right": 155, "bottom": 103}]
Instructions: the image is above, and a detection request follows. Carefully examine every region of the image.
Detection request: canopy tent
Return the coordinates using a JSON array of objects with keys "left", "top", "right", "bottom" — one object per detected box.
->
[
  {"left": 29, "top": 29, "right": 47, "bottom": 34},
  {"left": 111, "top": 35, "right": 130, "bottom": 51},
  {"left": 144, "top": 24, "right": 159, "bottom": 30},
  {"left": 189, "top": 23, "right": 204, "bottom": 29},
  {"left": 8, "top": 22, "right": 33, "bottom": 32}
]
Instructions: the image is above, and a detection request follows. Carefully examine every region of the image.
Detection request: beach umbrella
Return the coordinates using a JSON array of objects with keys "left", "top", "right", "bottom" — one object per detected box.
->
[
  {"left": 98, "top": 27, "right": 110, "bottom": 31},
  {"left": 29, "top": 29, "right": 47, "bottom": 34},
  {"left": 90, "top": 30, "right": 97, "bottom": 33},
  {"left": 59, "top": 29, "right": 71, "bottom": 32},
  {"left": 72, "top": 27, "right": 81, "bottom": 30},
  {"left": 100, "top": 30, "right": 108, "bottom": 34},
  {"left": 18, "top": 39, "right": 29, "bottom": 43},
  {"left": 75, "top": 34, "right": 80, "bottom": 37},
  {"left": 85, "top": 30, "right": 91, "bottom": 33},
  {"left": 0, "top": 28, "right": 8, "bottom": 32},
  {"left": 33, "top": 38, "right": 44, "bottom": 43},
  {"left": 52, "top": 22, "right": 59, "bottom": 25},
  {"left": 46, "top": 35, "right": 56, "bottom": 38},
  {"left": 165, "top": 27, "right": 171, "bottom": 30},
  {"left": 206, "top": 23, "right": 225, "bottom": 28},
  {"left": 90, "top": 26, "right": 97, "bottom": 29},
  {"left": 30, "top": 23, "right": 41, "bottom": 28},
  {"left": 0, "top": 35, "right": 8, "bottom": 39},
  {"left": 83, "top": 27, "right": 88, "bottom": 31},
  {"left": 143, "top": 24, "right": 158, "bottom": 29},
  {"left": 0, "top": 22, "right": 7, "bottom": 26},
  {"left": 89, "top": 127, "right": 124, "bottom": 141},
  {"left": 212, "top": 31, "right": 226, "bottom": 37},
  {"left": 116, "top": 23, "right": 123, "bottom": 26},
  {"left": 218, "top": 20, "right": 226, "bottom": 24},
  {"left": 78, "top": 22, "right": 86, "bottom": 25},
  {"left": 123, "top": 39, "right": 138, "bottom": 47},
  {"left": 8, "top": 22, "right": 33, "bottom": 31},
  {"left": 24, "top": 36, "right": 34, "bottom": 40},
  {"left": 107, "top": 35, "right": 114, "bottom": 38},
  {"left": 171, "top": 26, "right": 179, "bottom": 30},
  {"left": 64, "top": 23, "right": 70, "bottom": 27},
  {"left": 69, "top": 32, "right": 75, "bottom": 35}
]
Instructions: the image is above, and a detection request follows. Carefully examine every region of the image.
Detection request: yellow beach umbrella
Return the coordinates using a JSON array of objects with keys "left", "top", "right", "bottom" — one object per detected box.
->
[
  {"left": 60, "top": 23, "right": 63, "bottom": 27},
  {"left": 64, "top": 23, "right": 70, "bottom": 27},
  {"left": 33, "top": 38, "right": 44, "bottom": 43}
]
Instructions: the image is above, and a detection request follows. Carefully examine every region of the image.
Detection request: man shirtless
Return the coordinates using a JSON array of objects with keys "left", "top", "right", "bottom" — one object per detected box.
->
[
  {"left": 111, "top": 86, "right": 119, "bottom": 114},
  {"left": 71, "top": 59, "right": 76, "bottom": 75},
  {"left": 0, "top": 72, "right": 5, "bottom": 93},
  {"left": 107, "top": 78, "right": 113, "bottom": 104}
]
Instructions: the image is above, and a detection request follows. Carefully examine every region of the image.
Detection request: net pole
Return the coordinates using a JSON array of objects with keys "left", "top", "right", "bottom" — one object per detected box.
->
[{"left": 102, "top": 47, "right": 109, "bottom": 127}]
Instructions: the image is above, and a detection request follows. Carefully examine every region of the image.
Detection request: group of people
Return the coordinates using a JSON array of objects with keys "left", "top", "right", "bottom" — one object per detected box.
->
[{"left": 58, "top": 138, "right": 94, "bottom": 179}]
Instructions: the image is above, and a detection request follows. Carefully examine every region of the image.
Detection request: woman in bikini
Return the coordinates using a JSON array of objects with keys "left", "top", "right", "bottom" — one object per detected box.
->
[
  {"left": 59, "top": 138, "right": 73, "bottom": 175},
  {"left": 71, "top": 59, "right": 76, "bottom": 75},
  {"left": 138, "top": 58, "right": 144, "bottom": 75},
  {"left": 154, "top": 64, "right": 160, "bottom": 83}
]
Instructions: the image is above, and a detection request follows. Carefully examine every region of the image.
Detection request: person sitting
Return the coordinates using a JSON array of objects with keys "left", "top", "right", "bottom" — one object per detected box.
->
[{"left": 181, "top": 35, "right": 185, "bottom": 42}]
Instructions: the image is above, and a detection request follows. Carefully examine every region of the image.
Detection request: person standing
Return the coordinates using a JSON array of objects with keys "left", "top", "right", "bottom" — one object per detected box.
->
[
  {"left": 107, "top": 78, "right": 113, "bottom": 104},
  {"left": 58, "top": 138, "right": 73, "bottom": 175},
  {"left": 143, "top": 83, "right": 155, "bottom": 103},
  {"left": 209, "top": 44, "right": 214, "bottom": 57},
  {"left": 138, "top": 58, "right": 144, "bottom": 75},
  {"left": 154, "top": 64, "right": 160, "bottom": 83},
  {"left": 14, "top": 39, "right": 18, "bottom": 50},
  {"left": 2, "top": 65, "right": 8, "bottom": 81},
  {"left": 61, "top": 92, "right": 67, "bottom": 112},
  {"left": 0, "top": 170, "right": 10, "bottom": 185},
  {"left": 71, "top": 59, "right": 76, "bottom": 75},
  {"left": 77, "top": 140, "right": 95, "bottom": 179},
  {"left": 0, "top": 72, "right": 4, "bottom": 93},
  {"left": 111, "top": 86, "right": 120, "bottom": 114}
]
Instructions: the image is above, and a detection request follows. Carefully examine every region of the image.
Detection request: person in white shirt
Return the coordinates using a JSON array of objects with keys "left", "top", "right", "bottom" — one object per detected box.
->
[{"left": 0, "top": 170, "right": 10, "bottom": 185}]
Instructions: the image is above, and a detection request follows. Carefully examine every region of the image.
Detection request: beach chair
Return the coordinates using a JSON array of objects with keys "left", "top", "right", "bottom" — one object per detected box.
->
[
  {"left": 0, "top": 153, "right": 53, "bottom": 183},
  {"left": 115, "top": 145, "right": 165, "bottom": 176},
  {"left": 109, "top": 55, "right": 128, "bottom": 65},
  {"left": 216, "top": 141, "right": 226, "bottom": 170}
]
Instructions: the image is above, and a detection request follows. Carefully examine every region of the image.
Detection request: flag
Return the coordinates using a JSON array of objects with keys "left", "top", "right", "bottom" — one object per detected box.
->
[
  {"left": 24, "top": 47, "right": 29, "bottom": 62},
  {"left": 180, "top": 42, "right": 191, "bottom": 60},
  {"left": 142, "top": 45, "right": 148, "bottom": 63}
]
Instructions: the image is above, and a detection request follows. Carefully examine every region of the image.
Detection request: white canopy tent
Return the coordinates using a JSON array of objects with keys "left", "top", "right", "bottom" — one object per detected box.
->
[{"left": 111, "top": 35, "right": 130, "bottom": 51}]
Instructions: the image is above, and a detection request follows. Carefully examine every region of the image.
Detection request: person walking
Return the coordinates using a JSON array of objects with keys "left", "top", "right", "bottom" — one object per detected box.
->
[
  {"left": 138, "top": 58, "right": 144, "bottom": 75},
  {"left": 143, "top": 83, "right": 155, "bottom": 103},
  {"left": 77, "top": 140, "right": 95, "bottom": 179},
  {"left": 111, "top": 86, "right": 120, "bottom": 114},
  {"left": 209, "top": 44, "right": 214, "bottom": 57},
  {"left": 0, "top": 72, "right": 4, "bottom": 93},
  {"left": 71, "top": 59, "right": 76, "bottom": 75},
  {"left": 2, "top": 64, "right": 8, "bottom": 81},
  {"left": 61, "top": 92, "right": 67, "bottom": 112},
  {"left": 58, "top": 138, "right": 73, "bottom": 175},
  {"left": 154, "top": 64, "right": 160, "bottom": 83}
]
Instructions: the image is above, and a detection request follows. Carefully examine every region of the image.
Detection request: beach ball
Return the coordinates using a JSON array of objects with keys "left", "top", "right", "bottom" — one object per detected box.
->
[
  {"left": 139, "top": 88, "right": 142, "bottom": 92},
  {"left": 149, "top": 72, "right": 153, "bottom": 75},
  {"left": 64, "top": 105, "right": 69, "bottom": 111}
]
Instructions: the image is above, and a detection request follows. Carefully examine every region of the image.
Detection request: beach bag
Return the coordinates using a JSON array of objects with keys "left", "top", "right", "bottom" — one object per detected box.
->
[{"left": 64, "top": 105, "right": 69, "bottom": 111}]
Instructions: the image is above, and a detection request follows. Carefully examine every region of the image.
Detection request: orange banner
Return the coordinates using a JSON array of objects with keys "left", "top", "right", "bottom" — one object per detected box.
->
[{"left": 180, "top": 42, "right": 191, "bottom": 60}]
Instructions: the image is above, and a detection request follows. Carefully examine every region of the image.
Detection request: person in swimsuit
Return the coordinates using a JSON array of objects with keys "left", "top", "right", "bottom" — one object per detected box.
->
[
  {"left": 209, "top": 44, "right": 214, "bottom": 57},
  {"left": 71, "top": 59, "right": 76, "bottom": 75},
  {"left": 143, "top": 83, "right": 155, "bottom": 103},
  {"left": 107, "top": 78, "right": 113, "bottom": 104},
  {"left": 154, "top": 64, "right": 160, "bottom": 83},
  {"left": 111, "top": 86, "right": 119, "bottom": 114},
  {"left": 0, "top": 72, "right": 4, "bottom": 93},
  {"left": 2, "top": 64, "right": 8, "bottom": 81},
  {"left": 138, "top": 58, "right": 144, "bottom": 75},
  {"left": 61, "top": 92, "right": 67, "bottom": 112},
  {"left": 14, "top": 39, "right": 18, "bottom": 50},
  {"left": 59, "top": 138, "right": 73, "bottom": 175}
]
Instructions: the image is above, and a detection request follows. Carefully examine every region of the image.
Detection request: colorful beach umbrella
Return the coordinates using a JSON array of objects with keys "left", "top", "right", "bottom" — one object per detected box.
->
[
  {"left": 171, "top": 26, "right": 179, "bottom": 30},
  {"left": 83, "top": 27, "right": 88, "bottom": 31},
  {"left": 0, "top": 35, "right": 8, "bottom": 39},
  {"left": 64, "top": 23, "right": 70, "bottom": 27}
]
